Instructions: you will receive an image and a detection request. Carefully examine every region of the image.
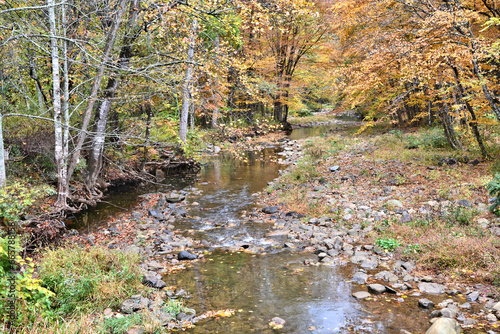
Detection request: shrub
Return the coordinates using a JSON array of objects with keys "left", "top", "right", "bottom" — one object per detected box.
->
[
  {"left": 445, "top": 205, "right": 477, "bottom": 226},
  {"left": 295, "top": 109, "right": 313, "bottom": 117},
  {"left": 0, "top": 234, "right": 55, "bottom": 327},
  {"left": 487, "top": 173, "right": 500, "bottom": 215},
  {"left": 0, "top": 182, "right": 53, "bottom": 225},
  {"left": 417, "top": 127, "right": 449, "bottom": 149}
]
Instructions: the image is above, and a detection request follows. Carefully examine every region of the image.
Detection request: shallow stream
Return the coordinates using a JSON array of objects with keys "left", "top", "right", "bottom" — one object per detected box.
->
[{"left": 69, "top": 120, "right": 441, "bottom": 333}]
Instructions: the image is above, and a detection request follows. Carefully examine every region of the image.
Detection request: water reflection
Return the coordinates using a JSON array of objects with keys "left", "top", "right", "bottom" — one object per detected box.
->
[{"left": 166, "top": 250, "right": 369, "bottom": 334}]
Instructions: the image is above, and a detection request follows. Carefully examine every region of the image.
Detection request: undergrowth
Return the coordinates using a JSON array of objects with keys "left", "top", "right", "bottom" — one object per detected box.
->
[{"left": 38, "top": 245, "right": 146, "bottom": 317}]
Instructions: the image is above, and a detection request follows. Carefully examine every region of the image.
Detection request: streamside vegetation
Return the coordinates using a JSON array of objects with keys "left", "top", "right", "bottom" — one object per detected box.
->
[{"left": 2, "top": 0, "right": 500, "bottom": 332}]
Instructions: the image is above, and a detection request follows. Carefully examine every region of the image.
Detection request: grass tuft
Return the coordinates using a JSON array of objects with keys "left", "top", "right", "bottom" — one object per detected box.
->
[{"left": 39, "top": 245, "right": 146, "bottom": 317}]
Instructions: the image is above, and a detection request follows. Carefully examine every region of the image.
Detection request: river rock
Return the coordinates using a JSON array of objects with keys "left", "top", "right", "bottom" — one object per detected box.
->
[
  {"left": 360, "top": 258, "right": 378, "bottom": 270},
  {"left": 401, "top": 212, "right": 413, "bottom": 223},
  {"left": 425, "top": 318, "right": 462, "bottom": 334},
  {"left": 459, "top": 302, "right": 471, "bottom": 309},
  {"left": 178, "top": 250, "right": 197, "bottom": 260},
  {"left": 485, "top": 313, "right": 498, "bottom": 322},
  {"left": 265, "top": 229, "right": 290, "bottom": 237},
  {"left": 419, "top": 282, "right": 446, "bottom": 295},
  {"left": 456, "top": 199, "right": 471, "bottom": 207},
  {"left": 477, "top": 218, "right": 490, "bottom": 228},
  {"left": 124, "top": 245, "right": 143, "bottom": 255},
  {"left": 121, "top": 295, "right": 150, "bottom": 314},
  {"left": 387, "top": 199, "right": 403, "bottom": 209},
  {"left": 103, "top": 308, "right": 113, "bottom": 317},
  {"left": 153, "top": 310, "right": 173, "bottom": 326},
  {"left": 166, "top": 195, "right": 185, "bottom": 203},
  {"left": 147, "top": 261, "right": 164, "bottom": 271},
  {"left": 419, "top": 298, "right": 435, "bottom": 309},
  {"left": 368, "top": 284, "right": 386, "bottom": 294},
  {"left": 466, "top": 291, "right": 479, "bottom": 302},
  {"left": 375, "top": 271, "right": 399, "bottom": 283},
  {"left": 350, "top": 255, "right": 367, "bottom": 264},
  {"left": 463, "top": 318, "right": 477, "bottom": 326},
  {"left": 446, "top": 289, "right": 461, "bottom": 296},
  {"left": 176, "top": 312, "right": 195, "bottom": 322},
  {"left": 352, "top": 272, "right": 368, "bottom": 284},
  {"left": 142, "top": 274, "right": 167, "bottom": 289},
  {"left": 492, "top": 302, "right": 500, "bottom": 315},
  {"left": 262, "top": 206, "right": 279, "bottom": 214},
  {"left": 440, "top": 307, "right": 458, "bottom": 318},
  {"left": 352, "top": 291, "right": 371, "bottom": 299},
  {"left": 384, "top": 285, "right": 397, "bottom": 294},
  {"left": 269, "top": 317, "right": 286, "bottom": 329}
]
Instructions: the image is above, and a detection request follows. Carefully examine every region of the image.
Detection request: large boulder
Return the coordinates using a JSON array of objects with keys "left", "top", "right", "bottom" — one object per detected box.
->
[{"left": 425, "top": 318, "right": 462, "bottom": 334}]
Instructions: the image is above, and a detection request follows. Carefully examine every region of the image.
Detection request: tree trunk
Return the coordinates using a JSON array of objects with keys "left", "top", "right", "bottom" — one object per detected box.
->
[
  {"left": 66, "top": 0, "right": 128, "bottom": 190},
  {"left": 273, "top": 70, "right": 284, "bottom": 122},
  {"left": 211, "top": 35, "right": 220, "bottom": 128},
  {"left": 428, "top": 100, "right": 433, "bottom": 126},
  {"left": 48, "top": 0, "right": 69, "bottom": 208},
  {"left": 86, "top": 79, "right": 119, "bottom": 193},
  {"left": 86, "top": 0, "right": 142, "bottom": 193},
  {"left": 140, "top": 103, "right": 152, "bottom": 172},
  {"left": 440, "top": 102, "right": 462, "bottom": 150},
  {"left": 472, "top": 57, "right": 500, "bottom": 122},
  {"left": 0, "top": 113, "right": 5, "bottom": 188},
  {"left": 451, "top": 65, "right": 489, "bottom": 158},
  {"left": 179, "top": 18, "right": 197, "bottom": 144},
  {"left": 27, "top": 51, "right": 49, "bottom": 115},
  {"left": 466, "top": 25, "right": 500, "bottom": 122}
]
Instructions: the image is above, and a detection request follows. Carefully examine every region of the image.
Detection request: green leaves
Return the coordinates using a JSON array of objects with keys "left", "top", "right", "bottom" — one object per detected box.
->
[
  {"left": 0, "top": 182, "right": 51, "bottom": 224},
  {"left": 486, "top": 173, "right": 500, "bottom": 215},
  {"left": 0, "top": 234, "right": 56, "bottom": 326},
  {"left": 375, "top": 238, "right": 401, "bottom": 251}
]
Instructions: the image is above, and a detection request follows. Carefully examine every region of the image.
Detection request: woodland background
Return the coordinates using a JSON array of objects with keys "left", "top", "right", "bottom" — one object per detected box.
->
[{"left": 1, "top": 0, "right": 500, "bottom": 211}]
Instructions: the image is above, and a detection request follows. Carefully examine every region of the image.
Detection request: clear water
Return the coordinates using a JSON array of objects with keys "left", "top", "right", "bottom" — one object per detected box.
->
[{"left": 68, "top": 121, "right": 457, "bottom": 333}]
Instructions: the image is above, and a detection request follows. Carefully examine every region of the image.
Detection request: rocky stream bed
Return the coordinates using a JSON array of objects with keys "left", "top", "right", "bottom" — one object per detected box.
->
[{"left": 66, "top": 122, "right": 500, "bottom": 334}]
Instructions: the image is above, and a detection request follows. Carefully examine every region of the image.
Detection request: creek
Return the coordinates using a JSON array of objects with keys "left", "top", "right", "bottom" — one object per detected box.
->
[{"left": 68, "top": 120, "right": 435, "bottom": 333}]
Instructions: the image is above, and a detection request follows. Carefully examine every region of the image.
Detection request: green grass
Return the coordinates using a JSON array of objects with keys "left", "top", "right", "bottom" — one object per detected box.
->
[{"left": 39, "top": 245, "right": 147, "bottom": 317}]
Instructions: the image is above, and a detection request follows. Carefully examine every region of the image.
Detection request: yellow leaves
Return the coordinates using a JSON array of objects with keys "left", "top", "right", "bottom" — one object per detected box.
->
[
  {"left": 269, "top": 317, "right": 285, "bottom": 329},
  {"left": 202, "top": 308, "right": 236, "bottom": 319}
]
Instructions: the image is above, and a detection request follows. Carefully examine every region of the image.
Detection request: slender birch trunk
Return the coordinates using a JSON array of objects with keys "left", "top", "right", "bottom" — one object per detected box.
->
[
  {"left": 179, "top": 18, "right": 197, "bottom": 144},
  {"left": 48, "top": 0, "right": 69, "bottom": 208},
  {"left": 66, "top": 0, "right": 128, "bottom": 187},
  {"left": 86, "top": 0, "right": 141, "bottom": 193},
  {"left": 0, "top": 113, "right": 5, "bottom": 188},
  {"left": 211, "top": 35, "right": 220, "bottom": 128}
]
